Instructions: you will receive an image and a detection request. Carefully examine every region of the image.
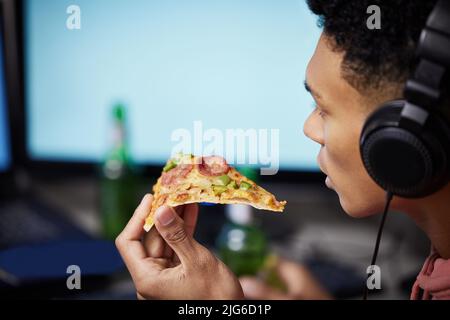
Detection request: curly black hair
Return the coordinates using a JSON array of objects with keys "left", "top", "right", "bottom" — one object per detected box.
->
[{"left": 306, "top": 0, "right": 437, "bottom": 93}]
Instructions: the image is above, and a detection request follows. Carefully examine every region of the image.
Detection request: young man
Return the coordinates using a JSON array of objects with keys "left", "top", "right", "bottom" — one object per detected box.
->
[{"left": 116, "top": 0, "right": 450, "bottom": 300}]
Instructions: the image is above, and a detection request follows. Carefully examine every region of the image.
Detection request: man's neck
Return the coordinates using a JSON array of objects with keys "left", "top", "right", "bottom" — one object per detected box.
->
[{"left": 402, "top": 185, "right": 450, "bottom": 259}]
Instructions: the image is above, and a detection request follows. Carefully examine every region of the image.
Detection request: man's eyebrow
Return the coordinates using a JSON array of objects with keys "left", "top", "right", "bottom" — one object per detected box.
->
[{"left": 304, "top": 80, "right": 321, "bottom": 99}]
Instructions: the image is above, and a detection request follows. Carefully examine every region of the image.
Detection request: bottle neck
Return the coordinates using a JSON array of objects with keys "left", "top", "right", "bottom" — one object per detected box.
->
[
  {"left": 112, "top": 120, "right": 126, "bottom": 149},
  {"left": 103, "top": 119, "right": 130, "bottom": 179}
]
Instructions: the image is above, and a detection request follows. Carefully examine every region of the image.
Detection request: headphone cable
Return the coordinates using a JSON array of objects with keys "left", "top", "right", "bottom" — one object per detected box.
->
[{"left": 363, "top": 191, "right": 394, "bottom": 300}]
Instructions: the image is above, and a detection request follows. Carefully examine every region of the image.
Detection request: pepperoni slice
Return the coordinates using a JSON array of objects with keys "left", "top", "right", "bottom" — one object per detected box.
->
[
  {"left": 197, "top": 156, "right": 229, "bottom": 176},
  {"left": 161, "top": 164, "right": 193, "bottom": 186}
]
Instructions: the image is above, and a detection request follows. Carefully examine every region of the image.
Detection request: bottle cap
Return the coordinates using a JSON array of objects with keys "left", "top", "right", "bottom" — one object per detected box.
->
[
  {"left": 236, "top": 167, "right": 259, "bottom": 182},
  {"left": 113, "top": 103, "right": 125, "bottom": 121}
]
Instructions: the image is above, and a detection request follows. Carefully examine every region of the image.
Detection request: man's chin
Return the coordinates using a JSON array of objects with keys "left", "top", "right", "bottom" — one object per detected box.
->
[
  {"left": 337, "top": 195, "right": 382, "bottom": 219},
  {"left": 323, "top": 176, "right": 368, "bottom": 217}
]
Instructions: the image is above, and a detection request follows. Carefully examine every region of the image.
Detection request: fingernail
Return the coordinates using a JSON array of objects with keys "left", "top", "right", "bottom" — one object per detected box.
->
[
  {"left": 156, "top": 206, "right": 175, "bottom": 226},
  {"left": 140, "top": 194, "right": 152, "bottom": 205},
  {"left": 240, "top": 278, "right": 260, "bottom": 295}
]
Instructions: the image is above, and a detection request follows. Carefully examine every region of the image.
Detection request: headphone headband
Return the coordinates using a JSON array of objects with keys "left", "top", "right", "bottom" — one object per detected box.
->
[{"left": 404, "top": 0, "right": 450, "bottom": 111}]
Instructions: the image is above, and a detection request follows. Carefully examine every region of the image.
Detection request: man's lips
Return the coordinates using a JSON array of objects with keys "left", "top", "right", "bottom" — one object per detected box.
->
[
  {"left": 316, "top": 154, "right": 328, "bottom": 176},
  {"left": 325, "top": 176, "right": 334, "bottom": 189},
  {"left": 317, "top": 154, "right": 334, "bottom": 190}
]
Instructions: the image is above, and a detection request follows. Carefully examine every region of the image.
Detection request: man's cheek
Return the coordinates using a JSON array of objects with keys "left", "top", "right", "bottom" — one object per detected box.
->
[{"left": 325, "top": 136, "right": 354, "bottom": 174}]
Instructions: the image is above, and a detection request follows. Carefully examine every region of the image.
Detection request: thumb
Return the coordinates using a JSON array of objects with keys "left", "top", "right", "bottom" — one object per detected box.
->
[
  {"left": 154, "top": 205, "right": 196, "bottom": 265},
  {"left": 239, "top": 277, "right": 291, "bottom": 300}
]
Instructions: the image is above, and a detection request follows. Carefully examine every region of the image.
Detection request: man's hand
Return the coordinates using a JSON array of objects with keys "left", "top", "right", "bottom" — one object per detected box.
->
[
  {"left": 115, "top": 194, "right": 244, "bottom": 300},
  {"left": 239, "top": 258, "right": 333, "bottom": 300}
]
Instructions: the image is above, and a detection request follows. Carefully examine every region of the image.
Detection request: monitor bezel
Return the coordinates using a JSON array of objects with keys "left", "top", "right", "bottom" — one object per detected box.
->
[
  {"left": 0, "top": 0, "right": 25, "bottom": 197},
  {"left": 0, "top": 1, "right": 18, "bottom": 169}
]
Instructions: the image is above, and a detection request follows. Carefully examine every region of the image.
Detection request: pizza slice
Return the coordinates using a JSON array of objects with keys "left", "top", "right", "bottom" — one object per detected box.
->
[{"left": 144, "top": 154, "right": 286, "bottom": 231}]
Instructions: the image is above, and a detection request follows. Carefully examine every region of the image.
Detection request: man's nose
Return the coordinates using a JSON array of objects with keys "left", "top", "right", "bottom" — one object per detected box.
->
[{"left": 303, "top": 112, "right": 324, "bottom": 146}]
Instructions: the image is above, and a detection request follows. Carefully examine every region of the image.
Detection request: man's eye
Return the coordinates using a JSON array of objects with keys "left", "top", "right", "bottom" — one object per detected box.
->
[{"left": 313, "top": 104, "right": 326, "bottom": 118}]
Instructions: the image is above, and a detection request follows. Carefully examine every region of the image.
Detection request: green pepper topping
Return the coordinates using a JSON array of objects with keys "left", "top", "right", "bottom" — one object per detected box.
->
[
  {"left": 239, "top": 181, "right": 252, "bottom": 190},
  {"left": 163, "top": 160, "right": 177, "bottom": 172},
  {"left": 213, "top": 185, "right": 228, "bottom": 196},
  {"left": 214, "top": 174, "right": 231, "bottom": 186},
  {"left": 227, "top": 180, "right": 238, "bottom": 189}
]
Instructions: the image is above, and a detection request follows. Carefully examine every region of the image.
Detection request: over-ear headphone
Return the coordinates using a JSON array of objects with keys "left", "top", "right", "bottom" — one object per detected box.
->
[{"left": 360, "top": 0, "right": 450, "bottom": 198}]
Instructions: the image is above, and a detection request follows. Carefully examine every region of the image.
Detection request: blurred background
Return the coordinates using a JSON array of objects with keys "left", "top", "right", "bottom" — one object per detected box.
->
[{"left": 0, "top": 0, "right": 430, "bottom": 299}]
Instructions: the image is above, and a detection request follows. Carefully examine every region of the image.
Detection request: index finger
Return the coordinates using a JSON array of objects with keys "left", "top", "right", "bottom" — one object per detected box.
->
[
  {"left": 116, "top": 194, "right": 153, "bottom": 271},
  {"left": 122, "top": 194, "right": 153, "bottom": 241}
]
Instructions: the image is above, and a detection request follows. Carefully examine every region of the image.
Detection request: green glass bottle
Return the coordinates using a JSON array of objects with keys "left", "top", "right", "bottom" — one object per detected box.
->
[
  {"left": 216, "top": 167, "right": 288, "bottom": 292},
  {"left": 100, "top": 103, "right": 137, "bottom": 240},
  {"left": 217, "top": 204, "right": 268, "bottom": 277}
]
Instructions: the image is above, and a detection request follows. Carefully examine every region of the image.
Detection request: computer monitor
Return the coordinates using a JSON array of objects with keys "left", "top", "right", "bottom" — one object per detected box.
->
[{"left": 23, "top": 0, "right": 321, "bottom": 173}]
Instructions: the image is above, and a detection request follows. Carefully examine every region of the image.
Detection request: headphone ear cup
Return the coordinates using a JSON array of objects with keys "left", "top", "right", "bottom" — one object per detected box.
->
[{"left": 360, "top": 100, "right": 450, "bottom": 198}]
